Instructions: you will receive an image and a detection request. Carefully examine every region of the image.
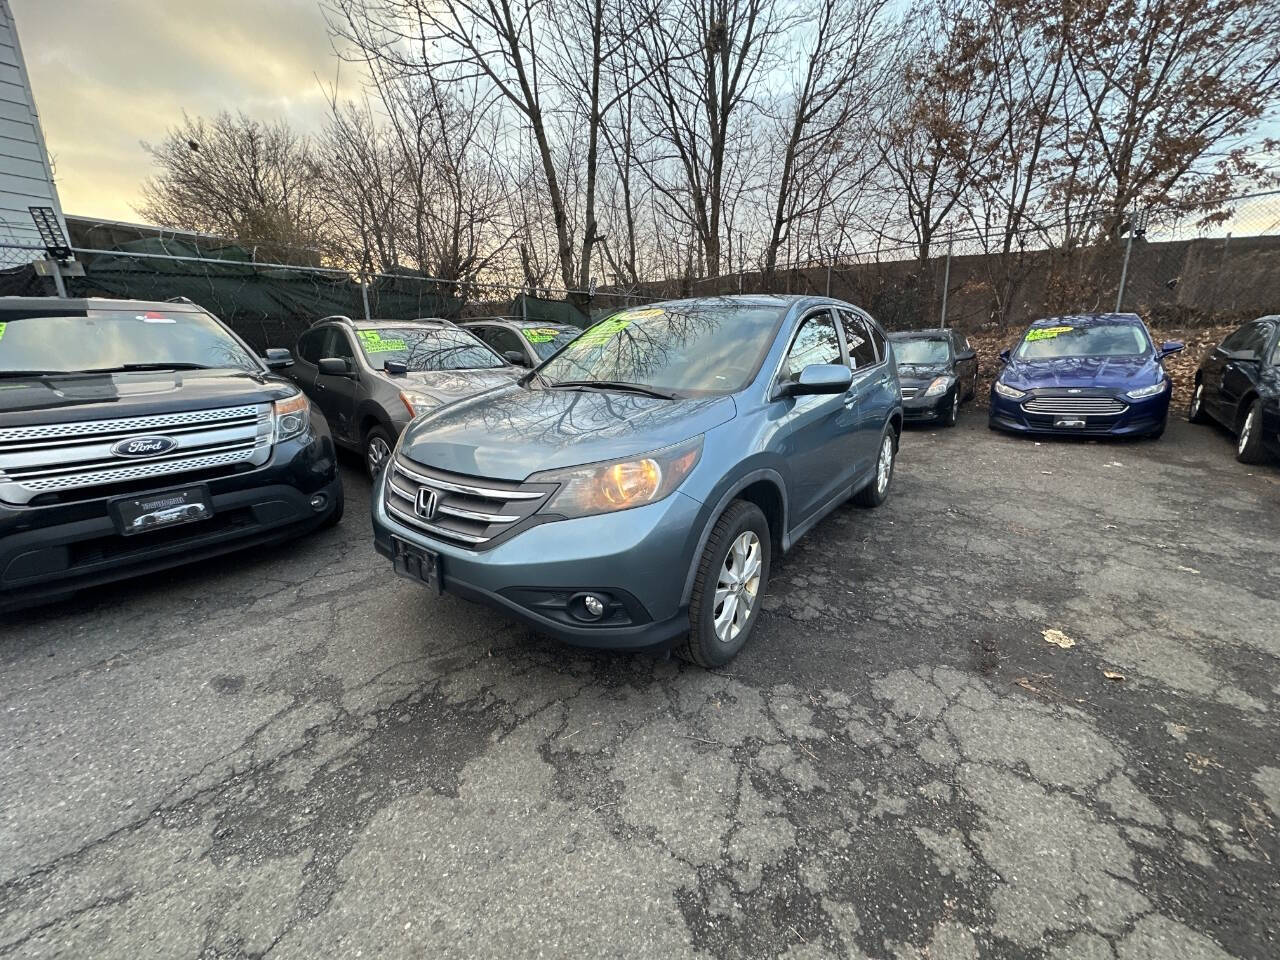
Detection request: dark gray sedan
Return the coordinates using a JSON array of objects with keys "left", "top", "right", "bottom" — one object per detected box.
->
[
  {"left": 888, "top": 329, "right": 978, "bottom": 427},
  {"left": 287, "top": 317, "right": 522, "bottom": 477}
]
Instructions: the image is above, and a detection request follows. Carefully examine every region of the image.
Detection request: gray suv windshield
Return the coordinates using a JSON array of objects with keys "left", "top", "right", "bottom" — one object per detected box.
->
[
  {"left": 0, "top": 309, "right": 259, "bottom": 374},
  {"left": 356, "top": 326, "right": 504, "bottom": 371},
  {"left": 539, "top": 301, "right": 785, "bottom": 396}
]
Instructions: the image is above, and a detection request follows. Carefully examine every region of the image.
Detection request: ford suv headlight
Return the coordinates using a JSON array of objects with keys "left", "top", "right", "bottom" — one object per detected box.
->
[
  {"left": 994, "top": 381, "right": 1026, "bottom": 400},
  {"left": 530, "top": 436, "right": 703, "bottom": 518},
  {"left": 1126, "top": 380, "right": 1167, "bottom": 399},
  {"left": 923, "top": 376, "right": 953, "bottom": 397},
  {"left": 273, "top": 392, "right": 310, "bottom": 443}
]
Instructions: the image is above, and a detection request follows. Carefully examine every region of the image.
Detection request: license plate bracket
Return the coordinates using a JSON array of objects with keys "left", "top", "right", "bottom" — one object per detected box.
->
[
  {"left": 1054, "top": 417, "right": 1087, "bottom": 429},
  {"left": 111, "top": 485, "right": 212, "bottom": 536},
  {"left": 392, "top": 537, "right": 442, "bottom": 595}
]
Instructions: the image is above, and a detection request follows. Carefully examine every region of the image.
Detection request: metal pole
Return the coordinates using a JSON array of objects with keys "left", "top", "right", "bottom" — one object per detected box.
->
[
  {"left": 1115, "top": 229, "right": 1134, "bottom": 313},
  {"left": 359, "top": 278, "right": 371, "bottom": 320},
  {"left": 49, "top": 260, "right": 67, "bottom": 298},
  {"left": 939, "top": 237, "right": 952, "bottom": 328},
  {"left": 826, "top": 258, "right": 832, "bottom": 297}
]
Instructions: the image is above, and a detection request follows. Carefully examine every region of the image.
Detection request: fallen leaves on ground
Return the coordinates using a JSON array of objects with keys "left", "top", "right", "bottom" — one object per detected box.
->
[
  {"left": 1103, "top": 670, "right": 1127, "bottom": 681},
  {"left": 1186, "top": 752, "right": 1224, "bottom": 774},
  {"left": 1042, "top": 628, "right": 1076, "bottom": 649}
]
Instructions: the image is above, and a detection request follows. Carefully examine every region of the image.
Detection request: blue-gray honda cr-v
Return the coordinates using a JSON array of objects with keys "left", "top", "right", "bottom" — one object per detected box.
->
[{"left": 371, "top": 295, "right": 902, "bottom": 666}]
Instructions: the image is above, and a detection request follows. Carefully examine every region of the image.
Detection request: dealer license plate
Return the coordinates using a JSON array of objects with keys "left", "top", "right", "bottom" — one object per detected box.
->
[
  {"left": 1054, "top": 417, "right": 1087, "bottom": 429},
  {"left": 112, "top": 485, "right": 212, "bottom": 536}
]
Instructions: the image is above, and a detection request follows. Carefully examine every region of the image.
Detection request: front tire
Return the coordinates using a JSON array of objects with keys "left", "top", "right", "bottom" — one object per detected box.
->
[
  {"left": 941, "top": 391, "right": 959, "bottom": 428},
  {"left": 679, "top": 501, "right": 771, "bottom": 668},
  {"left": 364, "top": 426, "right": 395, "bottom": 480},
  {"left": 1236, "top": 399, "right": 1267, "bottom": 464},
  {"left": 853, "top": 427, "right": 897, "bottom": 507},
  {"left": 1188, "top": 382, "right": 1210, "bottom": 424}
]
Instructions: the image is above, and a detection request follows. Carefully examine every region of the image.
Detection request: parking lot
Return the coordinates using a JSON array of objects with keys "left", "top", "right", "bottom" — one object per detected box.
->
[{"left": 2, "top": 414, "right": 1277, "bottom": 959}]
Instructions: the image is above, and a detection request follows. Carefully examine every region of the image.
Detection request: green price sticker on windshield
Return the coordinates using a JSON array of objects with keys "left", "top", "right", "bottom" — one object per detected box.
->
[
  {"left": 578, "top": 310, "right": 655, "bottom": 347},
  {"left": 523, "top": 327, "right": 560, "bottom": 344},
  {"left": 1025, "top": 325, "right": 1074, "bottom": 343},
  {"left": 357, "top": 330, "right": 407, "bottom": 353},
  {"left": 0, "top": 322, "right": 6, "bottom": 342}
]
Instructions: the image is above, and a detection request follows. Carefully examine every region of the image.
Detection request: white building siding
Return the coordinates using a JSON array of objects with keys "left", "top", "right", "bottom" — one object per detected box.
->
[{"left": 0, "top": 1, "right": 66, "bottom": 265}]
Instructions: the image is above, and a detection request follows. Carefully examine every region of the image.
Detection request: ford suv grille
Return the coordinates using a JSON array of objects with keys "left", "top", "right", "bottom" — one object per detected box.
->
[
  {"left": 385, "top": 457, "right": 556, "bottom": 548},
  {"left": 0, "top": 404, "right": 273, "bottom": 505}
]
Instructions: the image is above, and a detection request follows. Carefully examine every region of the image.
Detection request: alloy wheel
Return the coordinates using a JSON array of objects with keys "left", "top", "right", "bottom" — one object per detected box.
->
[
  {"left": 367, "top": 435, "right": 392, "bottom": 476},
  {"left": 1239, "top": 409, "right": 1255, "bottom": 454},
  {"left": 713, "top": 531, "right": 762, "bottom": 644},
  {"left": 876, "top": 434, "right": 894, "bottom": 494}
]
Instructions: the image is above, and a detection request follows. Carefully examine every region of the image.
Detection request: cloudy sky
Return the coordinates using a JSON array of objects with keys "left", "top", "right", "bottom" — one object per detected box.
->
[{"left": 14, "top": 0, "right": 349, "bottom": 223}]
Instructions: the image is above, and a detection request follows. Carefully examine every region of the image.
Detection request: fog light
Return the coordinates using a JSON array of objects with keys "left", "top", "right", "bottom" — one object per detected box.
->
[
  {"left": 584, "top": 595, "right": 605, "bottom": 618},
  {"left": 309, "top": 493, "right": 328, "bottom": 511}
]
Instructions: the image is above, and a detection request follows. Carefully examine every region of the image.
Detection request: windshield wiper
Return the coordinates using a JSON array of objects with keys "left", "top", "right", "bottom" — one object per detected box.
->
[
  {"left": 546, "top": 379, "right": 677, "bottom": 400},
  {"left": 0, "top": 370, "right": 76, "bottom": 378},
  {"left": 77, "top": 362, "right": 215, "bottom": 373}
]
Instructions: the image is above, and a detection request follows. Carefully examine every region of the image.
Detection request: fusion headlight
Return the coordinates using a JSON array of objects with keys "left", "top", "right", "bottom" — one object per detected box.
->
[
  {"left": 272, "top": 392, "right": 310, "bottom": 443},
  {"left": 994, "top": 381, "right": 1026, "bottom": 400},
  {"left": 1126, "top": 380, "right": 1168, "bottom": 399},
  {"left": 530, "top": 436, "right": 703, "bottom": 519},
  {"left": 923, "top": 376, "right": 953, "bottom": 398},
  {"left": 400, "top": 391, "right": 440, "bottom": 417}
]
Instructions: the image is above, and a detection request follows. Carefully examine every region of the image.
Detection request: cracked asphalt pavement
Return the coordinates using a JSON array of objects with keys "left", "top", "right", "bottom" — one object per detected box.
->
[{"left": 2, "top": 416, "right": 1278, "bottom": 959}]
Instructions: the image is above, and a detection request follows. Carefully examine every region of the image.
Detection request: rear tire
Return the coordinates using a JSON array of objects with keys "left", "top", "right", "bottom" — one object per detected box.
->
[
  {"left": 1236, "top": 399, "right": 1267, "bottom": 464},
  {"left": 1188, "top": 382, "right": 1210, "bottom": 424},
  {"left": 852, "top": 427, "right": 897, "bottom": 507},
  {"left": 678, "top": 501, "right": 771, "bottom": 668}
]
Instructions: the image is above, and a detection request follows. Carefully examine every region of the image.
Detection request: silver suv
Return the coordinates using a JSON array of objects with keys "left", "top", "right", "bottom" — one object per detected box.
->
[{"left": 287, "top": 316, "right": 522, "bottom": 477}]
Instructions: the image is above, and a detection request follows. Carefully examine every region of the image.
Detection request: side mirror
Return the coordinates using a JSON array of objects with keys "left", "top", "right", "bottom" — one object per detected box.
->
[
  {"left": 778, "top": 363, "right": 853, "bottom": 398},
  {"left": 317, "top": 357, "right": 354, "bottom": 377},
  {"left": 384, "top": 359, "right": 408, "bottom": 376},
  {"left": 998, "top": 349, "right": 1012, "bottom": 364},
  {"left": 264, "top": 348, "right": 294, "bottom": 370},
  {"left": 1159, "top": 341, "right": 1184, "bottom": 358},
  {"left": 502, "top": 350, "right": 529, "bottom": 366}
]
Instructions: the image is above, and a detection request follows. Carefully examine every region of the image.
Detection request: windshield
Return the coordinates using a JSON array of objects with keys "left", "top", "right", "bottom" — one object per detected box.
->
[
  {"left": 893, "top": 338, "right": 950, "bottom": 365},
  {"left": 521, "top": 326, "right": 580, "bottom": 361},
  {"left": 0, "top": 309, "right": 259, "bottom": 374},
  {"left": 538, "top": 301, "right": 786, "bottom": 396},
  {"left": 1016, "top": 322, "right": 1151, "bottom": 360},
  {"left": 356, "top": 326, "right": 504, "bottom": 371}
]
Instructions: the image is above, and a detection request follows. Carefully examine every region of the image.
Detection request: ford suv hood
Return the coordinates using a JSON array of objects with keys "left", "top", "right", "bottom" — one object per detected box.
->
[
  {"left": 400, "top": 385, "right": 736, "bottom": 480},
  {"left": 0, "top": 369, "right": 298, "bottom": 426},
  {"left": 1000, "top": 355, "right": 1161, "bottom": 391}
]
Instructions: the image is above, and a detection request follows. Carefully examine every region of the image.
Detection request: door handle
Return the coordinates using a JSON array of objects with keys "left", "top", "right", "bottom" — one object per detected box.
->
[{"left": 843, "top": 393, "right": 859, "bottom": 408}]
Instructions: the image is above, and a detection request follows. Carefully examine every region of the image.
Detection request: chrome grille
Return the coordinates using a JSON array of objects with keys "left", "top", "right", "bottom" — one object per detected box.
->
[
  {"left": 900, "top": 387, "right": 919, "bottom": 400},
  {"left": 385, "top": 457, "right": 555, "bottom": 548},
  {"left": 1022, "top": 396, "right": 1128, "bottom": 416},
  {"left": 0, "top": 404, "right": 273, "bottom": 505}
]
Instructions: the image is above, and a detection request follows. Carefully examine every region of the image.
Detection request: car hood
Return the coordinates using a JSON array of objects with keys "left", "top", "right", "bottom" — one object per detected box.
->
[
  {"left": 0, "top": 369, "right": 298, "bottom": 426},
  {"left": 999, "top": 355, "right": 1162, "bottom": 391},
  {"left": 392, "top": 367, "right": 523, "bottom": 403},
  {"left": 399, "top": 385, "right": 736, "bottom": 480},
  {"left": 897, "top": 363, "right": 951, "bottom": 386}
]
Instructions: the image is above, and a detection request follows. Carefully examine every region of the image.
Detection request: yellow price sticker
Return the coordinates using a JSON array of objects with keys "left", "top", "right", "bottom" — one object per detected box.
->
[
  {"left": 523, "top": 327, "right": 561, "bottom": 343},
  {"left": 1025, "top": 325, "right": 1075, "bottom": 342}
]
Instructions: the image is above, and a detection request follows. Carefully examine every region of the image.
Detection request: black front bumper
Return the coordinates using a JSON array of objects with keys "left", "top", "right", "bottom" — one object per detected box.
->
[{"left": 0, "top": 430, "right": 341, "bottom": 611}]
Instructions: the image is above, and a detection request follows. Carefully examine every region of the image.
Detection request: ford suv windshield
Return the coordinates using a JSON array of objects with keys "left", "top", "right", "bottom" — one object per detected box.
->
[
  {"left": 356, "top": 326, "right": 504, "bottom": 371},
  {"left": 538, "top": 301, "right": 786, "bottom": 396},
  {"left": 0, "top": 309, "right": 259, "bottom": 375},
  {"left": 1016, "top": 322, "right": 1151, "bottom": 360}
]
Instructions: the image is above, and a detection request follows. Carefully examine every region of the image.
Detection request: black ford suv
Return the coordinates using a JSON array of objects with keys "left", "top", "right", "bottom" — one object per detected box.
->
[{"left": 0, "top": 297, "right": 342, "bottom": 611}]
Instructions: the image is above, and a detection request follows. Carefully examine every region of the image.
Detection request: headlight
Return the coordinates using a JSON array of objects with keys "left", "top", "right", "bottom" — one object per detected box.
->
[
  {"left": 1126, "top": 380, "right": 1167, "bottom": 399},
  {"left": 529, "top": 436, "right": 703, "bottom": 519},
  {"left": 400, "top": 391, "right": 440, "bottom": 417},
  {"left": 272, "top": 392, "right": 310, "bottom": 443},
  {"left": 994, "top": 381, "right": 1026, "bottom": 400},
  {"left": 923, "top": 376, "right": 953, "bottom": 398}
]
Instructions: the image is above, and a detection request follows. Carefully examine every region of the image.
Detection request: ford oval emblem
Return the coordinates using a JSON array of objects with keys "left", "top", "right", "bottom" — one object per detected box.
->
[{"left": 111, "top": 435, "right": 178, "bottom": 458}]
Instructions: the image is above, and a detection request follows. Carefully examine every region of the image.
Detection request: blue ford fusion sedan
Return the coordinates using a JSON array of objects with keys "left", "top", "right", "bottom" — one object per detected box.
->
[{"left": 989, "top": 313, "right": 1183, "bottom": 439}]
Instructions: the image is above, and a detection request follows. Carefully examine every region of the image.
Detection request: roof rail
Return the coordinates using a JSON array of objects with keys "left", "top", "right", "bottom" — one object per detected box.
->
[
  {"left": 166, "top": 296, "right": 195, "bottom": 304},
  {"left": 312, "top": 314, "right": 355, "bottom": 327}
]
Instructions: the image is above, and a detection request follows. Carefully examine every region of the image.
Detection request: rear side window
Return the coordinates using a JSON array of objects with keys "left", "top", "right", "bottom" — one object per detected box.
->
[
  {"left": 782, "top": 311, "right": 842, "bottom": 380},
  {"left": 838, "top": 309, "right": 878, "bottom": 369}
]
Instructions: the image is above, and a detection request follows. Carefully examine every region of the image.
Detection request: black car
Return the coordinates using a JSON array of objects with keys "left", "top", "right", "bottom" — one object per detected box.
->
[
  {"left": 462, "top": 318, "right": 582, "bottom": 367},
  {"left": 1189, "top": 315, "right": 1280, "bottom": 463},
  {"left": 888, "top": 328, "right": 978, "bottom": 426},
  {"left": 287, "top": 316, "right": 522, "bottom": 477},
  {"left": 0, "top": 297, "right": 342, "bottom": 611}
]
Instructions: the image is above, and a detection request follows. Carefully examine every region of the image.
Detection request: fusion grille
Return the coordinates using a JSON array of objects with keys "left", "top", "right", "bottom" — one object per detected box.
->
[
  {"left": 1022, "top": 396, "right": 1127, "bottom": 416},
  {"left": 0, "top": 404, "right": 273, "bottom": 505},
  {"left": 384, "top": 457, "right": 555, "bottom": 548}
]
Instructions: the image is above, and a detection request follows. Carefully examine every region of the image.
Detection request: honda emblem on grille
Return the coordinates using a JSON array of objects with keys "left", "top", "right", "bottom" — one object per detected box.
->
[
  {"left": 415, "top": 487, "right": 439, "bottom": 521},
  {"left": 110, "top": 435, "right": 178, "bottom": 458}
]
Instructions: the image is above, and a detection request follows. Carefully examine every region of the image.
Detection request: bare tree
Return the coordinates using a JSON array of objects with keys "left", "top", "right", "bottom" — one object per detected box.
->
[{"left": 139, "top": 111, "right": 326, "bottom": 260}]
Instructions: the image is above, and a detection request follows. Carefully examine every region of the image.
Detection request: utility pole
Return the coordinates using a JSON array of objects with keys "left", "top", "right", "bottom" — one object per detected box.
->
[
  {"left": 1115, "top": 209, "right": 1149, "bottom": 313},
  {"left": 939, "top": 236, "right": 953, "bottom": 328}
]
